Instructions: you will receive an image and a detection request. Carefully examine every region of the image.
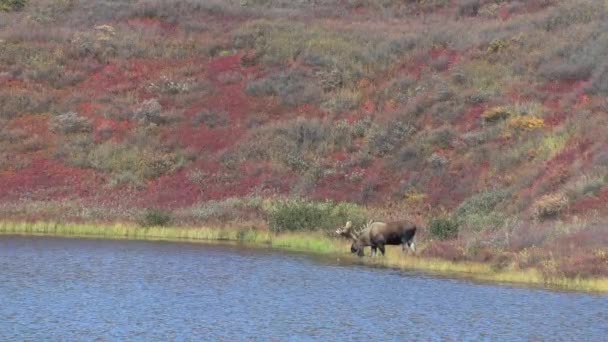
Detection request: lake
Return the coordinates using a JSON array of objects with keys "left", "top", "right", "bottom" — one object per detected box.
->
[{"left": 1, "top": 236, "right": 606, "bottom": 340}]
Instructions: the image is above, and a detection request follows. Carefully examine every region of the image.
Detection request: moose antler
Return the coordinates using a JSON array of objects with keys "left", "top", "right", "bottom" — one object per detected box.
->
[
  {"left": 336, "top": 221, "right": 358, "bottom": 240},
  {"left": 337, "top": 219, "right": 376, "bottom": 241},
  {"left": 352, "top": 219, "right": 374, "bottom": 236}
]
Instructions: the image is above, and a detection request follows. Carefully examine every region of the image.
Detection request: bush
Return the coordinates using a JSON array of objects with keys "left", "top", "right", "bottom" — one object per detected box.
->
[
  {"left": 192, "top": 110, "right": 229, "bottom": 128},
  {"left": 58, "top": 126, "right": 189, "bottom": 185},
  {"left": 457, "top": 0, "right": 479, "bottom": 17},
  {"left": 430, "top": 55, "right": 450, "bottom": 72},
  {"left": 539, "top": 62, "right": 594, "bottom": 82},
  {"left": 267, "top": 199, "right": 365, "bottom": 233},
  {"left": 395, "top": 145, "right": 422, "bottom": 168},
  {"left": 182, "top": 197, "right": 264, "bottom": 222},
  {"left": 69, "top": 25, "right": 118, "bottom": 62},
  {"left": 463, "top": 61, "right": 512, "bottom": 97},
  {"left": 456, "top": 190, "right": 510, "bottom": 231},
  {"left": 507, "top": 116, "right": 545, "bottom": 131},
  {"left": 132, "top": 99, "right": 173, "bottom": 125},
  {"left": 0, "top": 92, "right": 53, "bottom": 119},
  {"left": 140, "top": 208, "right": 173, "bottom": 227},
  {"left": 421, "top": 240, "right": 465, "bottom": 261},
  {"left": 368, "top": 121, "right": 414, "bottom": 156},
  {"left": 239, "top": 118, "right": 336, "bottom": 172},
  {"left": 533, "top": 193, "right": 568, "bottom": 221},
  {"left": 428, "top": 127, "right": 455, "bottom": 149},
  {"left": 566, "top": 175, "right": 606, "bottom": 200},
  {"left": 321, "top": 88, "right": 362, "bottom": 114},
  {"left": 429, "top": 217, "right": 459, "bottom": 240},
  {"left": 246, "top": 69, "right": 321, "bottom": 107},
  {"left": 0, "top": 0, "right": 27, "bottom": 11},
  {"left": 428, "top": 153, "right": 449, "bottom": 169},
  {"left": 50, "top": 112, "right": 92, "bottom": 134},
  {"left": 482, "top": 106, "right": 511, "bottom": 122},
  {"left": 233, "top": 21, "right": 405, "bottom": 86},
  {"left": 381, "top": 76, "right": 415, "bottom": 104},
  {"left": 543, "top": 1, "right": 601, "bottom": 31},
  {"left": 586, "top": 65, "right": 608, "bottom": 95},
  {"left": 147, "top": 75, "right": 194, "bottom": 95}
]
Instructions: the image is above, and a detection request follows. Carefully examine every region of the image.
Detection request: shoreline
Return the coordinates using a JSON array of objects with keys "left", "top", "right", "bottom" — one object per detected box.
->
[{"left": 1, "top": 221, "right": 607, "bottom": 294}]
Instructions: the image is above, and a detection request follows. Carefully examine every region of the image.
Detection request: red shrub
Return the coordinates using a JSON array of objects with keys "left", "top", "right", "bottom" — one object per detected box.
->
[
  {"left": 421, "top": 241, "right": 466, "bottom": 262},
  {"left": 0, "top": 158, "right": 101, "bottom": 202},
  {"left": 142, "top": 170, "right": 202, "bottom": 208},
  {"left": 559, "top": 253, "right": 608, "bottom": 278}
]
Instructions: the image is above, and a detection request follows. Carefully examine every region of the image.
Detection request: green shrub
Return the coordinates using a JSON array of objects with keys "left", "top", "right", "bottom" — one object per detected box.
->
[
  {"left": 132, "top": 99, "right": 174, "bottom": 125},
  {"left": 181, "top": 197, "right": 264, "bottom": 222},
  {"left": 0, "top": 0, "right": 27, "bottom": 11},
  {"left": 69, "top": 25, "right": 118, "bottom": 62},
  {"left": 140, "top": 208, "right": 173, "bottom": 227},
  {"left": 566, "top": 175, "right": 606, "bottom": 200},
  {"left": 321, "top": 88, "right": 361, "bottom": 114},
  {"left": 543, "top": 1, "right": 601, "bottom": 31},
  {"left": 456, "top": 190, "right": 510, "bottom": 218},
  {"left": 192, "top": 110, "right": 229, "bottom": 128},
  {"left": 246, "top": 69, "right": 321, "bottom": 107},
  {"left": 587, "top": 65, "right": 608, "bottom": 95},
  {"left": 240, "top": 117, "right": 349, "bottom": 173},
  {"left": 368, "top": 121, "right": 414, "bottom": 156},
  {"left": 429, "top": 217, "right": 459, "bottom": 240},
  {"left": 463, "top": 61, "right": 513, "bottom": 98},
  {"left": 0, "top": 92, "right": 54, "bottom": 119},
  {"left": 147, "top": 75, "right": 194, "bottom": 95},
  {"left": 428, "top": 127, "right": 455, "bottom": 149},
  {"left": 267, "top": 199, "right": 365, "bottom": 233},
  {"left": 539, "top": 62, "right": 594, "bottom": 81},
  {"left": 50, "top": 112, "right": 92, "bottom": 135},
  {"left": 381, "top": 76, "right": 415, "bottom": 104},
  {"left": 455, "top": 190, "right": 510, "bottom": 231},
  {"left": 428, "top": 153, "right": 449, "bottom": 169},
  {"left": 233, "top": 21, "right": 407, "bottom": 87},
  {"left": 57, "top": 128, "right": 189, "bottom": 185},
  {"left": 457, "top": 0, "right": 480, "bottom": 17}
]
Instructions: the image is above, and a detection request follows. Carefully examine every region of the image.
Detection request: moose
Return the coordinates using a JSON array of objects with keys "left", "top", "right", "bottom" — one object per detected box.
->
[{"left": 336, "top": 220, "right": 417, "bottom": 257}]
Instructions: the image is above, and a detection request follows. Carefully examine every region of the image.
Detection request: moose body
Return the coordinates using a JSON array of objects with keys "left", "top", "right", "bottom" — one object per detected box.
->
[{"left": 337, "top": 220, "right": 417, "bottom": 257}]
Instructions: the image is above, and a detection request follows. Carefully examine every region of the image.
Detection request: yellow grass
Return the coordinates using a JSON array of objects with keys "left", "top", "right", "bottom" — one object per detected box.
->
[{"left": 1, "top": 221, "right": 607, "bottom": 294}]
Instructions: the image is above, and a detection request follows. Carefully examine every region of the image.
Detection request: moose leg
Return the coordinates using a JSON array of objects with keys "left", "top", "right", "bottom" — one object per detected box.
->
[
  {"left": 407, "top": 236, "right": 416, "bottom": 253},
  {"left": 378, "top": 244, "right": 386, "bottom": 256},
  {"left": 370, "top": 246, "right": 377, "bottom": 257},
  {"left": 401, "top": 238, "right": 410, "bottom": 253}
]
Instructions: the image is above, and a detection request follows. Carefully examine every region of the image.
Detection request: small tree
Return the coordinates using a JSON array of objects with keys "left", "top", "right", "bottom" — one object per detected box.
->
[
  {"left": 429, "top": 217, "right": 459, "bottom": 240},
  {"left": 1, "top": 0, "right": 28, "bottom": 12},
  {"left": 140, "top": 208, "right": 173, "bottom": 227}
]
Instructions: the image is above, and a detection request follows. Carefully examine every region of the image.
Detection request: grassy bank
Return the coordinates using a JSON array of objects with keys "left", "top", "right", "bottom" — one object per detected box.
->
[{"left": 2, "top": 221, "right": 607, "bottom": 294}]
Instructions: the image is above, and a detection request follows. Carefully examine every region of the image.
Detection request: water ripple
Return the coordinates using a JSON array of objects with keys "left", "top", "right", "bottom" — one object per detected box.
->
[{"left": 1, "top": 236, "right": 607, "bottom": 340}]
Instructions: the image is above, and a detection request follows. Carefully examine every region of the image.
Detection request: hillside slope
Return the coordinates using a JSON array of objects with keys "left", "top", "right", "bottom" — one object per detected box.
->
[{"left": 1, "top": 0, "right": 607, "bottom": 276}]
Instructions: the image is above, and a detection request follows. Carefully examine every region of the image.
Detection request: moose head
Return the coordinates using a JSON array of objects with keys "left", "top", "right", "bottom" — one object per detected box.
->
[{"left": 336, "top": 220, "right": 375, "bottom": 256}]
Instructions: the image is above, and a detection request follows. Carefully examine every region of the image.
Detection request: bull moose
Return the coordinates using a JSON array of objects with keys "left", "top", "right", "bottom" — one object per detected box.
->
[{"left": 336, "top": 220, "right": 417, "bottom": 257}]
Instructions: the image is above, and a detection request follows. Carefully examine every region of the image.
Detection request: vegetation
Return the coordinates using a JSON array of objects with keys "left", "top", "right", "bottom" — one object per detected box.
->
[
  {"left": 429, "top": 217, "right": 460, "bottom": 240},
  {"left": 267, "top": 199, "right": 365, "bottom": 233},
  {"left": 1, "top": 0, "right": 608, "bottom": 288},
  {"left": 0, "top": 0, "right": 27, "bottom": 12},
  {"left": 140, "top": 208, "right": 173, "bottom": 227}
]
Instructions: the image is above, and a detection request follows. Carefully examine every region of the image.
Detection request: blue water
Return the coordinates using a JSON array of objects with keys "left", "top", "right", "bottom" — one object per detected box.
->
[{"left": 1, "top": 236, "right": 606, "bottom": 340}]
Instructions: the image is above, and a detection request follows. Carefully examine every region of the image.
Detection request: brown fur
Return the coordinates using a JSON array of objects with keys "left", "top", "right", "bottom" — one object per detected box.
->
[{"left": 352, "top": 220, "right": 417, "bottom": 257}]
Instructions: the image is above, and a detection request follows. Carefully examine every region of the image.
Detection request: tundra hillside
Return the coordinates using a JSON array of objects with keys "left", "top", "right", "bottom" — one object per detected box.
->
[{"left": 1, "top": 0, "right": 608, "bottom": 280}]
